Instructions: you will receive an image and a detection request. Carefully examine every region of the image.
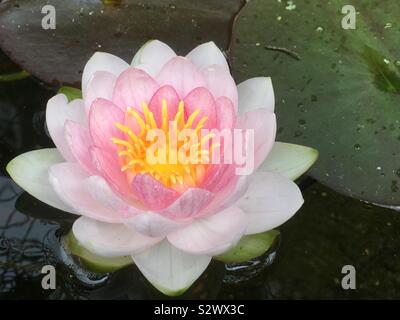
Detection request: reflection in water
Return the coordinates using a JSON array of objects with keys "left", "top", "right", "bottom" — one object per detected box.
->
[{"left": 0, "top": 177, "right": 57, "bottom": 297}]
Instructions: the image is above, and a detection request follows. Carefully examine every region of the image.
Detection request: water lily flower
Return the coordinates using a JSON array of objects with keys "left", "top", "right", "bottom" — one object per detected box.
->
[{"left": 6, "top": 40, "right": 317, "bottom": 295}]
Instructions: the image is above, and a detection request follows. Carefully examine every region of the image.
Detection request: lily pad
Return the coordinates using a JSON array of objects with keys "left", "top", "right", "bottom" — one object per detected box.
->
[
  {"left": 58, "top": 86, "right": 82, "bottom": 101},
  {"left": 231, "top": 0, "right": 400, "bottom": 205},
  {"left": 0, "top": 0, "right": 244, "bottom": 86},
  {"left": 0, "top": 70, "right": 29, "bottom": 82},
  {"left": 214, "top": 230, "right": 280, "bottom": 264}
]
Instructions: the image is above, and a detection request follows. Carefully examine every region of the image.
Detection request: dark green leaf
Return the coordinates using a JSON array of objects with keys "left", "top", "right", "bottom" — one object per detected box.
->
[
  {"left": 231, "top": 0, "right": 400, "bottom": 205},
  {"left": 0, "top": 0, "right": 244, "bottom": 86}
]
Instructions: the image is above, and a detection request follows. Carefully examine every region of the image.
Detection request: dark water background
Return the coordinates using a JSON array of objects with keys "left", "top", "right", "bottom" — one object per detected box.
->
[{"left": 1, "top": 50, "right": 400, "bottom": 300}]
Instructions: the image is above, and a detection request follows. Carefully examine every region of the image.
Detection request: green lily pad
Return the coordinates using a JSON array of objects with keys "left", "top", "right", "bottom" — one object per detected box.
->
[
  {"left": 63, "top": 231, "right": 133, "bottom": 273},
  {"left": 231, "top": 0, "right": 400, "bottom": 205},
  {"left": 214, "top": 230, "right": 280, "bottom": 264},
  {"left": 0, "top": 70, "right": 29, "bottom": 82},
  {"left": 0, "top": 0, "right": 244, "bottom": 86},
  {"left": 58, "top": 86, "right": 82, "bottom": 101}
]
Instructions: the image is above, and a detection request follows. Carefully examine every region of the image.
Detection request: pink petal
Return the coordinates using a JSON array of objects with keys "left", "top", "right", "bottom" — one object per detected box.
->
[
  {"left": 191, "top": 163, "right": 241, "bottom": 216},
  {"left": 64, "top": 121, "right": 96, "bottom": 174},
  {"left": 236, "top": 172, "right": 304, "bottom": 234},
  {"left": 148, "top": 85, "right": 180, "bottom": 127},
  {"left": 89, "top": 98, "right": 124, "bottom": 153},
  {"left": 82, "top": 52, "right": 128, "bottom": 96},
  {"left": 203, "top": 64, "right": 238, "bottom": 111},
  {"left": 202, "top": 163, "right": 236, "bottom": 192},
  {"left": 167, "top": 206, "right": 248, "bottom": 256},
  {"left": 46, "top": 94, "right": 87, "bottom": 162},
  {"left": 161, "top": 188, "right": 214, "bottom": 220},
  {"left": 237, "top": 108, "right": 276, "bottom": 170},
  {"left": 49, "top": 163, "right": 129, "bottom": 223},
  {"left": 90, "top": 146, "right": 134, "bottom": 200},
  {"left": 125, "top": 212, "right": 186, "bottom": 238},
  {"left": 156, "top": 56, "right": 206, "bottom": 98},
  {"left": 215, "top": 96, "right": 236, "bottom": 129},
  {"left": 131, "top": 174, "right": 179, "bottom": 211},
  {"left": 112, "top": 67, "right": 159, "bottom": 111},
  {"left": 84, "top": 71, "right": 117, "bottom": 115},
  {"left": 183, "top": 87, "right": 216, "bottom": 129},
  {"left": 73, "top": 216, "right": 161, "bottom": 257}
]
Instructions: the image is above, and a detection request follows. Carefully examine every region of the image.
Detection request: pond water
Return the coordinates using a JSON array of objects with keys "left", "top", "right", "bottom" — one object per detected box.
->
[{"left": 0, "top": 50, "right": 399, "bottom": 299}]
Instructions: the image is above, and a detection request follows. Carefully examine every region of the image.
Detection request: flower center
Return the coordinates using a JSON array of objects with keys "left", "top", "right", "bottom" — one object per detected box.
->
[{"left": 111, "top": 99, "right": 219, "bottom": 190}]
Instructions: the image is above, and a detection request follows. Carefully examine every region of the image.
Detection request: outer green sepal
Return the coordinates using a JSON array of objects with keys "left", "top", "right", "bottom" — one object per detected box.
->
[
  {"left": 214, "top": 230, "right": 280, "bottom": 264},
  {"left": 58, "top": 86, "right": 82, "bottom": 101},
  {"left": 63, "top": 231, "right": 133, "bottom": 273}
]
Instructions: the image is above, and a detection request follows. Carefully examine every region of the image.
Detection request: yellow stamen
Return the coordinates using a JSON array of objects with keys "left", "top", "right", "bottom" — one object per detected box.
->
[
  {"left": 115, "top": 122, "right": 145, "bottom": 149},
  {"left": 185, "top": 108, "right": 200, "bottom": 129},
  {"left": 161, "top": 99, "right": 168, "bottom": 132},
  {"left": 142, "top": 102, "right": 157, "bottom": 129},
  {"left": 111, "top": 137, "right": 134, "bottom": 150},
  {"left": 194, "top": 116, "right": 208, "bottom": 132},
  {"left": 112, "top": 98, "right": 215, "bottom": 188},
  {"left": 127, "top": 108, "right": 146, "bottom": 136}
]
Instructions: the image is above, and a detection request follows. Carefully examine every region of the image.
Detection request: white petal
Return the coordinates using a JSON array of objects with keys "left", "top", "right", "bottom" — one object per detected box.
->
[
  {"left": 49, "top": 163, "right": 132, "bottom": 223},
  {"left": 131, "top": 40, "right": 176, "bottom": 77},
  {"left": 6, "top": 148, "right": 73, "bottom": 213},
  {"left": 73, "top": 216, "right": 161, "bottom": 257},
  {"left": 260, "top": 142, "right": 319, "bottom": 180},
  {"left": 186, "top": 41, "right": 229, "bottom": 71},
  {"left": 219, "top": 176, "right": 248, "bottom": 209},
  {"left": 125, "top": 212, "right": 186, "bottom": 238},
  {"left": 202, "top": 65, "right": 238, "bottom": 111},
  {"left": 132, "top": 240, "right": 211, "bottom": 296},
  {"left": 86, "top": 175, "right": 129, "bottom": 212},
  {"left": 83, "top": 71, "right": 117, "bottom": 115},
  {"left": 237, "top": 172, "right": 304, "bottom": 234},
  {"left": 46, "top": 94, "right": 87, "bottom": 161},
  {"left": 167, "top": 206, "right": 247, "bottom": 256},
  {"left": 203, "top": 176, "right": 248, "bottom": 215},
  {"left": 82, "top": 52, "right": 129, "bottom": 95},
  {"left": 236, "top": 108, "right": 276, "bottom": 169},
  {"left": 237, "top": 77, "right": 275, "bottom": 113}
]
